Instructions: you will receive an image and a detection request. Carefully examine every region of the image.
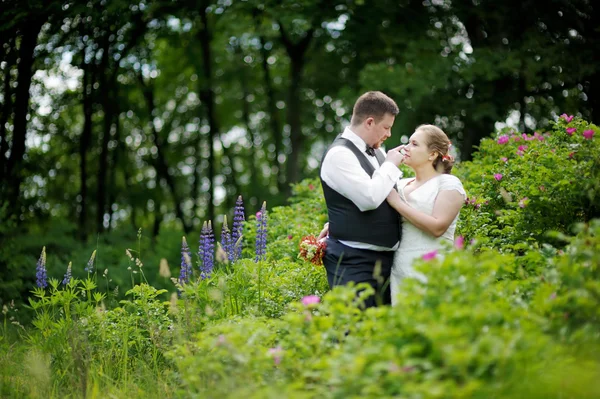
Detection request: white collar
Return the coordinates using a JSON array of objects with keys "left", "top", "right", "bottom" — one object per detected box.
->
[{"left": 341, "top": 126, "right": 371, "bottom": 153}]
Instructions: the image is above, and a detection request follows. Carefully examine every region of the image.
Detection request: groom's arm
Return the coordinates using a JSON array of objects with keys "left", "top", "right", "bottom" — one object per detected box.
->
[{"left": 321, "top": 147, "right": 401, "bottom": 211}]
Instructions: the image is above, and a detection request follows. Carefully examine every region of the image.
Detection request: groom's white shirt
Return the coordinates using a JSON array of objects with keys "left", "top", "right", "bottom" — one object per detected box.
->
[{"left": 321, "top": 126, "right": 402, "bottom": 251}]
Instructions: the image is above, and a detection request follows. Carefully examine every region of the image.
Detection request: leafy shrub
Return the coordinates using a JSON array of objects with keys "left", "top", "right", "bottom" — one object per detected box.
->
[{"left": 455, "top": 116, "right": 599, "bottom": 251}]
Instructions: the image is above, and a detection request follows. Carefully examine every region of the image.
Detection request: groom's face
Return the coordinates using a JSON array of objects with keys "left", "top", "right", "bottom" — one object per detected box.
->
[{"left": 369, "top": 113, "right": 395, "bottom": 149}]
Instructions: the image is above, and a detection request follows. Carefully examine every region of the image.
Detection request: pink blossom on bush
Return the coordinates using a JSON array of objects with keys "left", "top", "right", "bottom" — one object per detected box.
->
[
  {"left": 494, "top": 173, "right": 503, "bottom": 181},
  {"left": 560, "top": 114, "right": 574, "bottom": 123},
  {"left": 422, "top": 250, "right": 437, "bottom": 261},
  {"left": 518, "top": 145, "right": 528, "bottom": 152},
  {"left": 519, "top": 197, "right": 529, "bottom": 208},
  {"left": 497, "top": 135, "right": 509, "bottom": 144},
  {"left": 267, "top": 346, "right": 283, "bottom": 365},
  {"left": 566, "top": 127, "right": 576, "bottom": 135},
  {"left": 454, "top": 236, "right": 464, "bottom": 250},
  {"left": 583, "top": 129, "right": 594, "bottom": 140},
  {"left": 301, "top": 295, "right": 320, "bottom": 306},
  {"left": 500, "top": 157, "right": 508, "bottom": 163}
]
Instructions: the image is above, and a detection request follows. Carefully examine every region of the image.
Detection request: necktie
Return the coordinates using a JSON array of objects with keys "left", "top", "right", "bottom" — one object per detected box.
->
[{"left": 365, "top": 146, "right": 376, "bottom": 156}]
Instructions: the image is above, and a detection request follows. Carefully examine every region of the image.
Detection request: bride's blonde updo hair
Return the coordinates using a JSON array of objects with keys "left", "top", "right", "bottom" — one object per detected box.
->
[{"left": 416, "top": 124, "right": 454, "bottom": 174}]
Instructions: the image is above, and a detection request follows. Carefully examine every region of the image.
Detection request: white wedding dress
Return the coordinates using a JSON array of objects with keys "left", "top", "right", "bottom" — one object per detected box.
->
[{"left": 390, "top": 174, "right": 466, "bottom": 305}]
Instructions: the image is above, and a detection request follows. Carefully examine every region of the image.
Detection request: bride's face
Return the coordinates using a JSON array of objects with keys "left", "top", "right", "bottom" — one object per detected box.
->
[{"left": 402, "top": 129, "right": 434, "bottom": 167}]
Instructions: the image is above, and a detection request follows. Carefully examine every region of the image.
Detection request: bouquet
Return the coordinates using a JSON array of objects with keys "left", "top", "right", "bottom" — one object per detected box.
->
[{"left": 298, "top": 235, "right": 327, "bottom": 266}]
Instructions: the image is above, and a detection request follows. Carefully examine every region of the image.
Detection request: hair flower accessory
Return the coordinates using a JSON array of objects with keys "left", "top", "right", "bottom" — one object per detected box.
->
[{"left": 442, "top": 154, "right": 454, "bottom": 162}]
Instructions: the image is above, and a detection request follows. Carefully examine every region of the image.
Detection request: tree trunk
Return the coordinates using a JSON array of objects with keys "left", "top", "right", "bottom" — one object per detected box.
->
[
  {"left": 5, "top": 21, "right": 43, "bottom": 210},
  {"left": 257, "top": 33, "right": 284, "bottom": 192},
  {"left": 79, "top": 54, "right": 95, "bottom": 241},
  {"left": 279, "top": 23, "right": 314, "bottom": 197},
  {"left": 0, "top": 37, "right": 15, "bottom": 185},
  {"left": 138, "top": 74, "right": 190, "bottom": 234},
  {"left": 197, "top": 6, "right": 218, "bottom": 224},
  {"left": 96, "top": 33, "right": 112, "bottom": 234}
]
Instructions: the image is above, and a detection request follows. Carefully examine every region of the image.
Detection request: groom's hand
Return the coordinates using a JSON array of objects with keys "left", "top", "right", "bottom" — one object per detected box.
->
[{"left": 385, "top": 145, "right": 405, "bottom": 167}]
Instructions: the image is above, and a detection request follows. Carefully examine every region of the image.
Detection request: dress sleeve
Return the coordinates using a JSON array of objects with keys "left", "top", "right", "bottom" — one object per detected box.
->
[{"left": 439, "top": 175, "right": 466, "bottom": 199}]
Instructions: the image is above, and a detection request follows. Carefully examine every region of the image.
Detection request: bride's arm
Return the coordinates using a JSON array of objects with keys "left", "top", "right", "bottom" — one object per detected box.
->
[{"left": 387, "top": 190, "right": 464, "bottom": 237}]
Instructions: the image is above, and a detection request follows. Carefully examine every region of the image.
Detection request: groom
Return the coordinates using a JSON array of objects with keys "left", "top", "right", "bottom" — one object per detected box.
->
[{"left": 319, "top": 91, "right": 404, "bottom": 308}]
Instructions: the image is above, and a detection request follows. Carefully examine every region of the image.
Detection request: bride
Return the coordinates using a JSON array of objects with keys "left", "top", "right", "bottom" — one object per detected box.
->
[{"left": 387, "top": 124, "right": 465, "bottom": 305}]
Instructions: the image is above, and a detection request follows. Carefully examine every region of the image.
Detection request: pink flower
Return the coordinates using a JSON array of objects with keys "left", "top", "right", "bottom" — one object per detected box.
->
[
  {"left": 519, "top": 197, "right": 528, "bottom": 208},
  {"left": 422, "top": 250, "right": 437, "bottom": 261},
  {"left": 534, "top": 132, "right": 544, "bottom": 141},
  {"left": 454, "top": 236, "right": 464, "bottom": 250},
  {"left": 516, "top": 150, "right": 524, "bottom": 157},
  {"left": 256, "top": 211, "right": 262, "bottom": 218},
  {"left": 308, "top": 184, "right": 315, "bottom": 190},
  {"left": 583, "top": 129, "right": 594, "bottom": 140},
  {"left": 500, "top": 157, "right": 508, "bottom": 163},
  {"left": 494, "top": 173, "right": 503, "bottom": 181},
  {"left": 287, "top": 235, "right": 293, "bottom": 240},
  {"left": 512, "top": 135, "right": 522, "bottom": 142},
  {"left": 301, "top": 295, "right": 320, "bottom": 306},
  {"left": 566, "top": 127, "right": 576, "bottom": 136},
  {"left": 518, "top": 145, "right": 528, "bottom": 152},
  {"left": 497, "top": 135, "right": 509, "bottom": 144},
  {"left": 267, "top": 346, "right": 283, "bottom": 365},
  {"left": 560, "top": 114, "right": 574, "bottom": 123}
]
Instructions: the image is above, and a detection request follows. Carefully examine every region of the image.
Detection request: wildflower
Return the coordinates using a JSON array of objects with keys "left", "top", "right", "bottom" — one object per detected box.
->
[
  {"left": 560, "top": 114, "right": 574, "bottom": 123},
  {"left": 231, "top": 196, "right": 245, "bottom": 262},
  {"left": 267, "top": 346, "right": 283, "bottom": 366},
  {"left": 85, "top": 250, "right": 97, "bottom": 273},
  {"left": 215, "top": 242, "right": 228, "bottom": 263},
  {"left": 454, "top": 236, "right": 465, "bottom": 250},
  {"left": 198, "top": 221, "right": 215, "bottom": 279},
  {"left": 301, "top": 295, "right": 321, "bottom": 306},
  {"left": 497, "top": 135, "right": 509, "bottom": 144},
  {"left": 583, "top": 129, "right": 594, "bottom": 140},
  {"left": 35, "top": 247, "right": 47, "bottom": 288},
  {"left": 287, "top": 235, "right": 293, "bottom": 240},
  {"left": 516, "top": 150, "right": 524, "bottom": 157},
  {"left": 221, "top": 215, "right": 233, "bottom": 263},
  {"left": 308, "top": 184, "right": 315, "bottom": 190},
  {"left": 255, "top": 201, "right": 268, "bottom": 263},
  {"left": 159, "top": 258, "right": 171, "bottom": 278},
  {"left": 500, "top": 157, "right": 508, "bottom": 163},
  {"left": 566, "top": 127, "right": 576, "bottom": 135},
  {"left": 518, "top": 145, "right": 528, "bottom": 152},
  {"left": 519, "top": 197, "right": 529, "bottom": 208},
  {"left": 533, "top": 132, "right": 544, "bottom": 141},
  {"left": 422, "top": 250, "right": 437, "bottom": 261},
  {"left": 494, "top": 173, "right": 503, "bottom": 181},
  {"left": 179, "top": 236, "right": 193, "bottom": 285},
  {"left": 61, "top": 262, "right": 72, "bottom": 286}
]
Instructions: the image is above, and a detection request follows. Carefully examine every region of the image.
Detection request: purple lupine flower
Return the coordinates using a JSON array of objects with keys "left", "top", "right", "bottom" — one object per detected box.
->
[
  {"left": 179, "top": 236, "right": 193, "bottom": 285},
  {"left": 35, "top": 247, "right": 48, "bottom": 288},
  {"left": 255, "top": 201, "right": 268, "bottom": 263},
  {"left": 85, "top": 250, "right": 97, "bottom": 274},
  {"left": 62, "top": 262, "right": 72, "bottom": 286},
  {"left": 198, "top": 221, "right": 215, "bottom": 279},
  {"left": 231, "top": 195, "right": 245, "bottom": 262},
  {"left": 221, "top": 215, "right": 233, "bottom": 263}
]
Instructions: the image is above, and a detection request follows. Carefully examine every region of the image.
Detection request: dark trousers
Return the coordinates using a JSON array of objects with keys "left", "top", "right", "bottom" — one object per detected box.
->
[{"left": 323, "top": 238, "right": 394, "bottom": 308}]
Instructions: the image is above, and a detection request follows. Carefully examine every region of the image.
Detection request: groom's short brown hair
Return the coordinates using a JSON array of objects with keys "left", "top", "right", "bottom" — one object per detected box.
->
[{"left": 351, "top": 91, "right": 399, "bottom": 126}]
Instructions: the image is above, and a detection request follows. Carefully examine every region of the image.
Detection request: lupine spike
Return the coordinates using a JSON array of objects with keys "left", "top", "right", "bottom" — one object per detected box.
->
[
  {"left": 232, "top": 195, "right": 245, "bottom": 262},
  {"left": 35, "top": 247, "right": 48, "bottom": 288},
  {"left": 221, "top": 215, "right": 233, "bottom": 263},
  {"left": 199, "top": 221, "right": 214, "bottom": 279},
  {"left": 179, "top": 236, "right": 192, "bottom": 285},
  {"left": 62, "top": 262, "right": 72, "bottom": 286},
  {"left": 255, "top": 201, "right": 268, "bottom": 263},
  {"left": 85, "top": 250, "right": 97, "bottom": 273}
]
